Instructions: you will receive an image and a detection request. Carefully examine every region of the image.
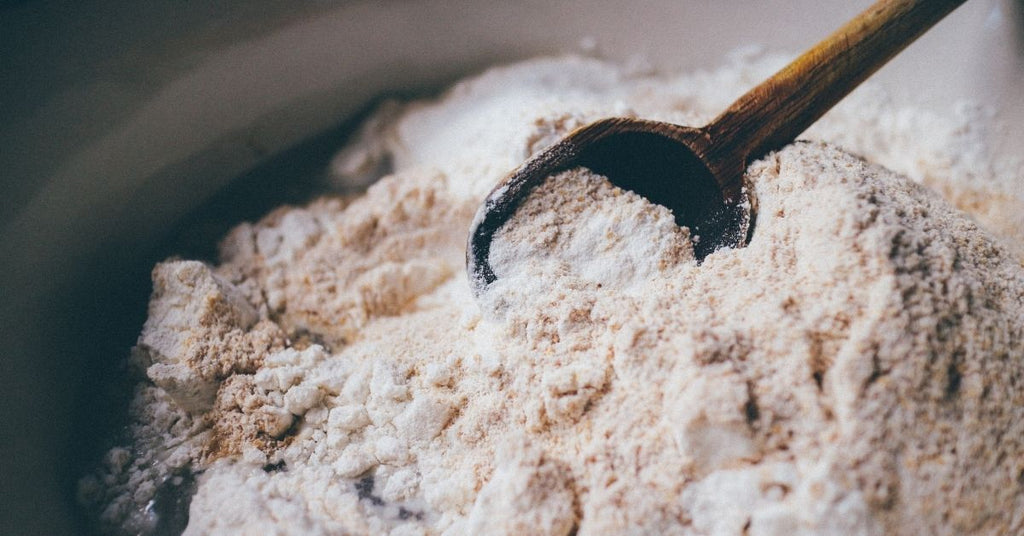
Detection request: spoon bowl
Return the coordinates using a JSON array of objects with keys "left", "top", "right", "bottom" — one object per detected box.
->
[{"left": 467, "top": 118, "right": 750, "bottom": 288}]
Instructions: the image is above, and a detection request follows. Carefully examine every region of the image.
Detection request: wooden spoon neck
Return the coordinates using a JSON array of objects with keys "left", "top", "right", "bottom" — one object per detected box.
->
[
  {"left": 686, "top": 126, "right": 742, "bottom": 201},
  {"left": 707, "top": 158, "right": 748, "bottom": 204},
  {"left": 704, "top": 0, "right": 967, "bottom": 176}
]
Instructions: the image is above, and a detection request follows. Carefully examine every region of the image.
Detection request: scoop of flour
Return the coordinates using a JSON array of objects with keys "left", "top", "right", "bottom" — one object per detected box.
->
[{"left": 488, "top": 166, "right": 694, "bottom": 296}]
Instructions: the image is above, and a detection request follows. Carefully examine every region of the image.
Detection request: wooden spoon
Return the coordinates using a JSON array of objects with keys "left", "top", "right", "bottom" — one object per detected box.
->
[{"left": 467, "top": 0, "right": 966, "bottom": 293}]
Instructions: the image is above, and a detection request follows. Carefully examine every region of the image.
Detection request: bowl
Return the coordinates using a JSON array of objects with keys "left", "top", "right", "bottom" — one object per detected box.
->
[{"left": 1, "top": 0, "right": 1021, "bottom": 533}]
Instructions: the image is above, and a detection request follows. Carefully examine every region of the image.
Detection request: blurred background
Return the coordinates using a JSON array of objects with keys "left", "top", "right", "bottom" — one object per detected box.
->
[{"left": 1, "top": 0, "right": 1021, "bottom": 533}]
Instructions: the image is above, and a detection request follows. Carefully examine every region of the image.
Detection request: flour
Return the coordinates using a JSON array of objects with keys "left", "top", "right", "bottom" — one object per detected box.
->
[
  {"left": 79, "top": 54, "right": 1024, "bottom": 535},
  {"left": 489, "top": 167, "right": 694, "bottom": 295}
]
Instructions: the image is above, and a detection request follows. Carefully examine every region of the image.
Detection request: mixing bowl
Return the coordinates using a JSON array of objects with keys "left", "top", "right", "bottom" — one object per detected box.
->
[{"left": 1, "top": 1, "right": 1021, "bottom": 533}]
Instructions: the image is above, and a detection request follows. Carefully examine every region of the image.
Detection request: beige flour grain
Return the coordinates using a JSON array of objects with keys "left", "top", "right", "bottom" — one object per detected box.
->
[{"left": 79, "top": 54, "right": 1024, "bottom": 535}]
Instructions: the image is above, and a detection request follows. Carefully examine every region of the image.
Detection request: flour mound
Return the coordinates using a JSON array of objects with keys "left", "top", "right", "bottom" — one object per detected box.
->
[
  {"left": 80, "top": 55, "right": 1024, "bottom": 536},
  {"left": 484, "top": 141, "right": 1024, "bottom": 534}
]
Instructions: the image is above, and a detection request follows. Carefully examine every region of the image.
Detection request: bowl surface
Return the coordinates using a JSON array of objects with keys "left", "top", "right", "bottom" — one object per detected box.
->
[{"left": 1, "top": 1, "right": 1021, "bottom": 533}]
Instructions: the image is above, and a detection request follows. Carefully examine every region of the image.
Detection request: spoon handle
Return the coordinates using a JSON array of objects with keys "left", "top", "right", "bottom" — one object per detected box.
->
[{"left": 706, "top": 0, "right": 966, "bottom": 170}]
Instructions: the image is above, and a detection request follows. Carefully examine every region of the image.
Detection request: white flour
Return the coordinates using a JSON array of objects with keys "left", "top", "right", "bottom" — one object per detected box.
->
[
  {"left": 488, "top": 167, "right": 694, "bottom": 296},
  {"left": 79, "top": 54, "right": 1024, "bottom": 535}
]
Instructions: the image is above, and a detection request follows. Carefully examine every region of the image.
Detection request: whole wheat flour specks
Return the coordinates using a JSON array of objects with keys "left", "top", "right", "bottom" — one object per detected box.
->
[{"left": 79, "top": 54, "right": 1024, "bottom": 535}]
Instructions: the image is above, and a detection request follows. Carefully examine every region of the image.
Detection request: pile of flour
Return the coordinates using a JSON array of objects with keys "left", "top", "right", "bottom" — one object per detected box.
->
[{"left": 79, "top": 54, "right": 1024, "bottom": 535}]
